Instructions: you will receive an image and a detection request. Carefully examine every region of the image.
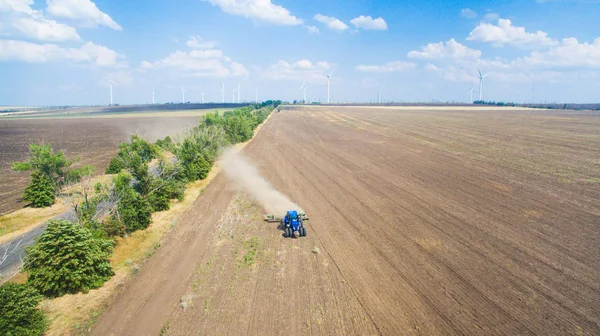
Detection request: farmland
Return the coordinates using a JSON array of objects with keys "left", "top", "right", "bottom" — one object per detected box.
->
[
  {"left": 0, "top": 111, "right": 207, "bottom": 215},
  {"left": 92, "top": 106, "right": 600, "bottom": 335}
]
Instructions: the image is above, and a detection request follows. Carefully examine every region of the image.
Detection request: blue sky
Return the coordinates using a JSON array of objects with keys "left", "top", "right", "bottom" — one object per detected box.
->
[{"left": 1, "top": 0, "right": 599, "bottom": 105}]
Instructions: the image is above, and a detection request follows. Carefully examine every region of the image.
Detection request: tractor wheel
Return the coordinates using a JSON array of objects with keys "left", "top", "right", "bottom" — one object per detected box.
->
[
  {"left": 280, "top": 219, "right": 285, "bottom": 230},
  {"left": 301, "top": 227, "right": 307, "bottom": 237},
  {"left": 284, "top": 228, "right": 291, "bottom": 238}
]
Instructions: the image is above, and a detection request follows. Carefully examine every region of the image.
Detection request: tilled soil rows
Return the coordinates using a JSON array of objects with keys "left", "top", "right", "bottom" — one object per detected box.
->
[{"left": 92, "top": 106, "right": 600, "bottom": 335}]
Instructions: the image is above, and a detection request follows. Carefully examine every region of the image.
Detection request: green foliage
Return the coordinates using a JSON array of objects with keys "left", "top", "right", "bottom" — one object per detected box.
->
[
  {"left": 177, "top": 126, "right": 227, "bottom": 181},
  {"left": 112, "top": 172, "right": 152, "bottom": 233},
  {"left": 155, "top": 136, "right": 177, "bottom": 153},
  {"left": 23, "top": 171, "right": 55, "bottom": 207},
  {"left": 25, "top": 220, "right": 114, "bottom": 298},
  {"left": 102, "top": 216, "right": 126, "bottom": 237},
  {"left": 105, "top": 135, "right": 157, "bottom": 175},
  {"left": 12, "top": 143, "right": 93, "bottom": 207},
  {"left": 0, "top": 283, "right": 47, "bottom": 336},
  {"left": 105, "top": 157, "right": 123, "bottom": 174},
  {"left": 146, "top": 161, "right": 186, "bottom": 212}
]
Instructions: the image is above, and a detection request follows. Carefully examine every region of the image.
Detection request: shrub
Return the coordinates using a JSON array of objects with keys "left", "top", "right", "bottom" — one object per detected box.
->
[
  {"left": 0, "top": 283, "right": 47, "bottom": 336},
  {"left": 12, "top": 143, "right": 93, "bottom": 207},
  {"left": 23, "top": 171, "right": 55, "bottom": 207},
  {"left": 155, "top": 136, "right": 177, "bottom": 153},
  {"left": 25, "top": 220, "right": 114, "bottom": 298},
  {"left": 113, "top": 172, "right": 152, "bottom": 233},
  {"left": 105, "top": 135, "right": 157, "bottom": 174}
]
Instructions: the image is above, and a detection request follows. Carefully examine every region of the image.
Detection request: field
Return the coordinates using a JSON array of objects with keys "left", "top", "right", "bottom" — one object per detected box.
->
[
  {"left": 0, "top": 113, "right": 205, "bottom": 216},
  {"left": 91, "top": 106, "right": 600, "bottom": 335}
]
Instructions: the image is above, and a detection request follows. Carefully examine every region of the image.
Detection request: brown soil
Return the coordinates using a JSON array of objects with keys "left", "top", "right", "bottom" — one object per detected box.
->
[
  {"left": 0, "top": 117, "right": 200, "bottom": 215},
  {"left": 92, "top": 106, "right": 600, "bottom": 335}
]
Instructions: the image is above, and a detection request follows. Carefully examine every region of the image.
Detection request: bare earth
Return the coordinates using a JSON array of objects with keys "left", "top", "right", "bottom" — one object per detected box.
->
[
  {"left": 92, "top": 106, "right": 600, "bottom": 335},
  {"left": 0, "top": 116, "right": 200, "bottom": 215}
]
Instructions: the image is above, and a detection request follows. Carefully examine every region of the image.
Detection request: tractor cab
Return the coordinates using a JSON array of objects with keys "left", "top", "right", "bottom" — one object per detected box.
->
[{"left": 285, "top": 210, "right": 301, "bottom": 231}]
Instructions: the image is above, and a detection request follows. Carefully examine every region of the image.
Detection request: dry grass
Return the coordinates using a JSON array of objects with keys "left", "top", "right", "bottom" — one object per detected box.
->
[
  {"left": 0, "top": 202, "right": 67, "bottom": 244},
  {"left": 0, "top": 175, "right": 113, "bottom": 244},
  {"left": 41, "top": 110, "right": 274, "bottom": 335}
]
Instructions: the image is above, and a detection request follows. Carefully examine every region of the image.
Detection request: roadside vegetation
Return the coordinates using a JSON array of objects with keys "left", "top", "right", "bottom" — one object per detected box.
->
[
  {"left": 0, "top": 101, "right": 279, "bottom": 335},
  {"left": 12, "top": 144, "right": 93, "bottom": 207}
]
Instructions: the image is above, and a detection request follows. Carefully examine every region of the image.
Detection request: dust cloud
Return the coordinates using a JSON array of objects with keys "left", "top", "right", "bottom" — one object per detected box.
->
[{"left": 220, "top": 147, "right": 302, "bottom": 214}]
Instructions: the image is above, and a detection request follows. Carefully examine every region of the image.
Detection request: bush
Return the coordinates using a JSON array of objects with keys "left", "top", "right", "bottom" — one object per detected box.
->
[
  {"left": 0, "top": 283, "right": 47, "bottom": 336},
  {"left": 12, "top": 143, "right": 93, "bottom": 208},
  {"left": 23, "top": 171, "right": 55, "bottom": 207},
  {"left": 177, "top": 126, "right": 227, "bottom": 181},
  {"left": 155, "top": 136, "right": 177, "bottom": 153},
  {"left": 105, "top": 135, "right": 157, "bottom": 174},
  {"left": 113, "top": 172, "right": 152, "bottom": 233},
  {"left": 25, "top": 220, "right": 114, "bottom": 298}
]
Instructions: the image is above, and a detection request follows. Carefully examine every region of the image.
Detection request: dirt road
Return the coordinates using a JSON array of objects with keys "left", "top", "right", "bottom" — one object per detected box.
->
[{"left": 92, "top": 106, "right": 600, "bottom": 335}]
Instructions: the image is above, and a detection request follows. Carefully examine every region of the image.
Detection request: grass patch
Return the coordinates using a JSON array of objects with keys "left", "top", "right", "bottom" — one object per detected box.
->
[
  {"left": 0, "top": 202, "right": 66, "bottom": 243},
  {"left": 238, "top": 236, "right": 260, "bottom": 267}
]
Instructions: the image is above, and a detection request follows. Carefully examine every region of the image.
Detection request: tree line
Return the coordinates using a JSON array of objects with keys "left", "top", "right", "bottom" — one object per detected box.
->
[{"left": 1, "top": 102, "right": 278, "bottom": 335}]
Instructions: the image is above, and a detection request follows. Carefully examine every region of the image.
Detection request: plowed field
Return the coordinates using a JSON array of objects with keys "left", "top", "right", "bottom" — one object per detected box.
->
[
  {"left": 0, "top": 116, "right": 200, "bottom": 215},
  {"left": 92, "top": 106, "right": 600, "bottom": 335}
]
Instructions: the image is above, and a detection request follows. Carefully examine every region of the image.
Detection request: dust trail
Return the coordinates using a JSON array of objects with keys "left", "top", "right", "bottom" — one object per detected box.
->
[{"left": 220, "top": 147, "right": 302, "bottom": 214}]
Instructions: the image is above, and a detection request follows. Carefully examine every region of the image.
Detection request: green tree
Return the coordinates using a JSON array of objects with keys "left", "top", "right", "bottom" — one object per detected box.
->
[
  {"left": 12, "top": 144, "right": 93, "bottom": 207},
  {"left": 23, "top": 171, "right": 55, "bottom": 207},
  {"left": 0, "top": 283, "right": 47, "bottom": 336},
  {"left": 25, "top": 220, "right": 114, "bottom": 298},
  {"left": 112, "top": 172, "right": 153, "bottom": 233},
  {"left": 105, "top": 135, "right": 157, "bottom": 174}
]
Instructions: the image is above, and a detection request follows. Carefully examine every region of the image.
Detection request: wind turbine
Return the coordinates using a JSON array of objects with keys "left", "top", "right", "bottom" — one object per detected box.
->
[
  {"left": 323, "top": 68, "right": 335, "bottom": 104},
  {"left": 109, "top": 79, "right": 113, "bottom": 106},
  {"left": 201, "top": 91, "right": 205, "bottom": 104},
  {"left": 478, "top": 69, "right": 489, "bottom": 101},
  {"left": 152, "top": 88, "right": 155, "bottom": 104},
  {"left": 181, "top": 86, "right": 186, "bottom": 104},
  {"left": 237, "top": 84, "right": 240, "bottom": 103},
  {"left": 221, "top": 83, "right": 225, "bottom": 103},
  {"left": 300, "top": 81, "right": 306, "bottom": 103},
  {"left": 232, "top": 87, "right": 237, "bottom": 103},
  {"left": 468, "top": 87, "right": 474, "bottom": 104}
]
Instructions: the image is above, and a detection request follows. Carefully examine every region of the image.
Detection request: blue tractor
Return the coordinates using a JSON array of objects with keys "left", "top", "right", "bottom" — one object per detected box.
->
[{"left": 264, "top": 210, "right": 309, "bottom": 238}]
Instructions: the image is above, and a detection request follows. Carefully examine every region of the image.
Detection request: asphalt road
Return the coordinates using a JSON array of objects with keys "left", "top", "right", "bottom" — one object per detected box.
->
[{"left": 0, "top": 211, "right": 73, "bottom": 278}]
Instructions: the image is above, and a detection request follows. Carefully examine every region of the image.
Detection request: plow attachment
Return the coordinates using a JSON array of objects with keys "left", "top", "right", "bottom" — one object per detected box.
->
[{"left": 264, "top": 212, "right": 309, "bottom": 222}]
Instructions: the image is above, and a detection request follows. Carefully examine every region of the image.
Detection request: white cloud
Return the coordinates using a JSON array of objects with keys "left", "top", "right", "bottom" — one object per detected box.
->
[
  {"left": 350, "top": 15, "right": 387, "bottom": 30},
  {"left": 313, "top": 14, "right": 348, "bottom": 31},
  {"left": 408, "top": 38, "right": 481, "bottom": 62},
  {"left": 0, "top": 39, "right": 124, "bottom": 66},
  {"left": 260, "top": 59, "right": 332, "bottom": 82},
  {"left": 186, "top": 35, "right": 217, "bottom": 49},
  {"left": 305, "top": 25, "right": 319, "bottom": 34},
  {"left": 356, "top": 61, "right": 415, "bottom": 72},
  {"left": 460, "top": 8, "right": 477, "bottom": 19},
  {"left": 46, "top": 0, "right": 122, "bottom": 30},
  {"left": 12, "top": 16, "right": 80, "bottom": 41},
  {"left": 517, "top": 37, "right": 600, "bottom": 68},
  {"left": 0, "top": 0, "right": 81, "bottom": 42},
  {"left": 467, "top": 18, "right": 556, "bottom": 48},
  {"left": 0, "top": 0, "right": 34, "bottom": 14},
  {"left": 141, "top": 42, "right": 247, "bottom": 78},
  {"left": 202, "top": 0, "right": 302, "bottom": 25},
  {"left": 189, "top": 49, "right": 223, "bottom": 59},
  {"left": 482, "top": 12, "right": 499, "bottom": 22},
  {"left": 294, "top": 59, "right": 313, "bottom": 68}
]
